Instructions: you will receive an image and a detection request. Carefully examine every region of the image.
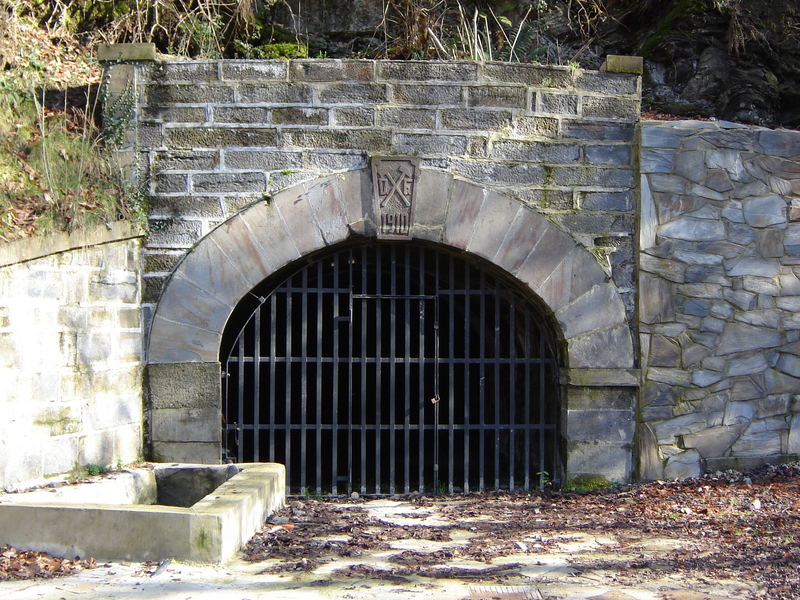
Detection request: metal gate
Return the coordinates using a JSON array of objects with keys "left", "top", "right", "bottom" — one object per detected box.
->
[{"left": 221, "top": 242, "right": 560, "bottom": 495}]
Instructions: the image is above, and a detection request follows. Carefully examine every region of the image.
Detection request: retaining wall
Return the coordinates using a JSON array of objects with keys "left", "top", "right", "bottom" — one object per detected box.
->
[
  {"left": 639, "top": 121, "right": 800, "bottom": 478},
  {"left": 0, "top": 223, "right": 145, "bottom": 490}
]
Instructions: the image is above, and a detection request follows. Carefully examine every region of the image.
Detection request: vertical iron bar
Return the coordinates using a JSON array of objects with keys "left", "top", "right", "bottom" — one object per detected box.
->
[
  {"left": 404, "top": 247, "right": 411, "bottom": 494},
  {"left": 222, "top": 358, "right": 228, "bottom": 461},
  {"left": 478, "top": 271, "right": 485, "bottom": 492},
  {"left": 237, "top": 335, "right": 245, "bottom": 463},
  {"left": 494, "top": 285, "right": 501, "bottom": 491},
  {"left": 418, "top": 249, "right": 425, "bottom": 493},
  {"left": 463, "top": 264, "right": 470, "bottom": 493},
  {"left": 509, "top": 301, "right": 516, "bottom": 492},
  {"left": 316, "top": 260, "right": 323, "bottom": 495},
  {"left": 388, "top": 245, "right": 397, "bottom": 495},
  {"left": 360, "top": 245, "right": 368, "bottom": 495},
  {"left": 253, "top": 306, "right": 261, "bottom": 462},
  {"left": 348, "top": 250, "right": 355, "bottom": 494},
  {"left": 332, "top": 252, "right": 340, "bottom": 495},
  {"left": 524, "top": 311, "right": 531, "bottom": 492},
  {"left": 447, "top": 255, "right": 454, "bottom": 494},
  {"left": 285, "top": 282, "right": 292, "bottom": 492},
  {"left": 269, "top": 294, "right": 276, "bottom": 463},
  {"left": 539, "top": 329, "right": 547, "bottom": 490},
  {"left": 433, "top": 294, "right": 440, "bottom": 495},
  {"left": 300, "top": 269, "right": 308, "bottom": 494},
  {"left": 375, "top": 245, "right": 384, "bottom": 495},
  {"left": 433, "top": 251, "right": 440, "bottom": 495}
]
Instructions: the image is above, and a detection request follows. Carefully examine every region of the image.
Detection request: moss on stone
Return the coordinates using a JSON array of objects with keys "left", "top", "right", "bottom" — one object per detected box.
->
[
  {"left": 564, "top": 474, "right": 612, "bottom": 492},
  {"left": 193, "top": 526, "right": 213, "bottom": 554}
]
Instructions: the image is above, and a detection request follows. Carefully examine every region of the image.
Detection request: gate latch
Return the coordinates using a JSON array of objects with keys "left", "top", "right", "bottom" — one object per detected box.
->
[{"left": 429, "top": 395, "right": 440, "bottom": 405}]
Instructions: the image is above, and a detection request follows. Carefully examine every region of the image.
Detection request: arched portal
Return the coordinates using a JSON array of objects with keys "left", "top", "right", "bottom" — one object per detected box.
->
[
  {"left": 221, "top": 240, "right": 560, "bottom": 495},
  {"left": 146, "top": 165, "right": 637, "bottom": 486}
]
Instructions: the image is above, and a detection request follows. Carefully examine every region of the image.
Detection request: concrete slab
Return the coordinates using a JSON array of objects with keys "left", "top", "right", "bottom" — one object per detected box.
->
[
  {"left": 0, "top": 469, "right": 156, "bottom": 505},
  {"left": 0, "top": 463, "right": 284, "bottom": 563}
]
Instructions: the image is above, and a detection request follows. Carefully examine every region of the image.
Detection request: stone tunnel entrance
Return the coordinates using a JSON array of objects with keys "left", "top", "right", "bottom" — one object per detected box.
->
[
  {"left": 146, "top": 168, "right": 637, "bottom": 488},
  {"left": 220, "top": 240, "right": 560, "bottom": 495}
]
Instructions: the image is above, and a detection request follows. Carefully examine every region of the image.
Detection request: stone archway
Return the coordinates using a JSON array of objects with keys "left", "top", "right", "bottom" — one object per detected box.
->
[{"left": 146, "top": 166, "right": 636, "bottom": 481}]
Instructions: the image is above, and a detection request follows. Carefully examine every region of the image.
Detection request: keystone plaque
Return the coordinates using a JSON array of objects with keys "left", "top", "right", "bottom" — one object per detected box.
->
[{"left": 371, "top": 157, "right": 420, "bottom": 239}]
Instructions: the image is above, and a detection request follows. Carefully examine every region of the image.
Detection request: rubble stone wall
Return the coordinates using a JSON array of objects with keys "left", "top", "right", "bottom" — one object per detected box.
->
[
  {"left": 0, "top": 225, "right": 144, "bottom": 490},
  {"left": 639, "top": 121, "right": 800, "bottom": 479}
]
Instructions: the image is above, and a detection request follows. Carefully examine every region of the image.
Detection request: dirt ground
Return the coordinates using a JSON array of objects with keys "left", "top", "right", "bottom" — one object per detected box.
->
[{"left": 0, "top": 464, "right": 798, "bottom": 600}]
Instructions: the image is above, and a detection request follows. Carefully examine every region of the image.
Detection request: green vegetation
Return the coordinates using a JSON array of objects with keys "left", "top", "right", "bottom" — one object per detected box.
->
[
  {"left": 68, "top": 462, "right": 112, "bottom": 481},
  {"left": 0, "top": 4, "right": 146, "bottom": 240},
  {"left": 86, "top": 464, "right": 110, "bottom": 476},
  {"left": 564, "top": 474, "right": 613, "bottom": 493},
  {"left": 231, "top": 41, "right": 308, "bottom": 59}
]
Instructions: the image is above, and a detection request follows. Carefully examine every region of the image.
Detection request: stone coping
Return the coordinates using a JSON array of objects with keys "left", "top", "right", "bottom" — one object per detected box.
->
[
  {"left": 0, "top": 221, "right": 145, "bottom": 268},
  {"left": 0, "top": 463, "right": 284, "bottom": 563}
]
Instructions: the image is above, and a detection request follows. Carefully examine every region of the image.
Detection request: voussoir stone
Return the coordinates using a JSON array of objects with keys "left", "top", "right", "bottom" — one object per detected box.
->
[
  {"left": 566, "top": 325, "right": 634, "bottom": 369},
  {"left": 556, "top": 283, "right": 627, "bottom": 340}
]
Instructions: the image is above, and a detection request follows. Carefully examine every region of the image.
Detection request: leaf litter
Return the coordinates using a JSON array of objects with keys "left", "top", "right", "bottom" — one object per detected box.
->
[
  {"left": 243, "top": 463, "right": 800, "bottom": 598},
  {"left": 0, "top": 546, "right": 95, "bottom": 581}
]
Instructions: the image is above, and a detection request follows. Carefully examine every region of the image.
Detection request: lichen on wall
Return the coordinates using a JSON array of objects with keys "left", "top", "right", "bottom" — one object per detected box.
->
[{"left": 639, "top": 120, "right": 800, "bottom": 479}]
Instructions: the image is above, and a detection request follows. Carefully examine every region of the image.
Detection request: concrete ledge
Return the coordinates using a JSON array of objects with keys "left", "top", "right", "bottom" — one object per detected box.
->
[
  {"left": 0, "top": 463, "right": 284, "bottom": 563},
  {"left": 601, "top": 55, "right": 644, "bottom": 75},
  {"left": 0, "top": 221, "right": 145, "bottom": 268},
  {"left": 0, "top": 470, "right": 156, "bottom": 505},
  {"left": 560, "top": 368, "right": 640, "bottom": 387},
  {"left": 98, "top": 43, "right": 157, "bottom": 62}
]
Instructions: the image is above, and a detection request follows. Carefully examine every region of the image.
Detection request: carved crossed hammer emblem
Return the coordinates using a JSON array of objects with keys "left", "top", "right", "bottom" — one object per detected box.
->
[{"left": 378, "top": 170, "right": 412, "bottom": 207}]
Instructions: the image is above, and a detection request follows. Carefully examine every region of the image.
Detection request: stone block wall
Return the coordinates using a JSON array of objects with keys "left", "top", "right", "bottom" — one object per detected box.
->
[
  {"left": 100, "top": 56, "right": 643, "bottom": 480},
  {"left": 0, "top": 225, "right": 144, "bottom": 490},
  {"left": 108, "top": 58, "right": 640, "bottom": 338},
  {"left": 639, "top": 121, "right": 800, "bottom": 478}
]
